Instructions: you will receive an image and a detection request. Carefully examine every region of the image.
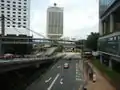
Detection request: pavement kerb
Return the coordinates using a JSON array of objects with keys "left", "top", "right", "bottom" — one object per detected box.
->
[
  {"left": 78, "top": 59, "right": 88, "bottom": 89},
  {"left": 87, "top": 61, "right": 117, "bottom": 89},
  {"left": 78, "top": 58, "right": 117, "bottom": 90},
  {"left": 79, "top": 59, "right": 84, "bottom": 72}
]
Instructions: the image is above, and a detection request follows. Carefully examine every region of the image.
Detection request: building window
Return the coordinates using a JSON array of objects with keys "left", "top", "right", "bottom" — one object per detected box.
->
[
  {"left": 1, "top": 11, "right": 4, "bottom": 13},
  {"left": 18, "top": 9, "right": 21, "bottom": 11},
  {"left": 13, "top": 15, "right": 16, "bottom": 17},
  {"left": 1, "top": 4, "right": 4, "bottom": 6},
  {"left": 18, "top": 12, "right": 21, "bottom": 14},
  {"left": 18, "top": 2, "right": 21, "bottom": 4},
  {"left": 1, "top": 7, "right": 4, "bottom": 9},
  {"left": 13, "top": 22, "right": 15, "bottom": 24},
  {"left": 24, "top": 3, "right": 26, "bottom": 5},
  {"left": 7, "top": 8, "right": 10, "bottom": 10},
  {"left": 7, "top": 11, "right": 10, "bottom": 13},
  {"left": 13, "top": 19, "right": 15, "bottom": 20},
  {"left": 18, "top": 6, "right": 21, "bottom": 8},
  {"left": 24, "top": 12, "right": 26, "bottom": 15},
  {"left": 23, "top": 22, "right": 26, "bottom": 24},
  {"left": 1, "top": 0, "right": 4, "bottom": 2},
  {"left": 23, "top": 26, "right": 26, "bottom": 28},
  {"left": 18, "top": 22, "right": 21, "bottom": 24},
  {"left": 114, "top": 37, "right": 116, "bottom": 40},
  {"left": 7, "top": 1, "right": 10, "bottom": 3},
  {"left": 18, "top": 19, "right": 21, "bottom": 21},
  {"left": 24, "top": 6, "right": 26, "bottom": 8},
  {"left": 23, "top": 16, "right": 26, "bottom": 18},
  {"left": 23, "top": 19, "right": 26, "bottom": 21},
  {"left": 110, "top": 37, "right": 113, "bottom": 41},
  {"left": 118, "top": 36, "right": 120, "bottom": 40},
  {"left": 13, "top": 1, "right": 16, "bottom": 4},
  {"left": 13, "top": 8, "right": 16, "bottom": 10},
  {"left": 24, "top": 9, "right": 26, "bottom": 11},
  {"left": 7, "top": 15, "right": 10, "bottom": 17},
  {"left": 7, "top": 4, "right": 10, "bottom": 7},
  {"left": 18, "top": 16, "right": 21, "bottom": 18},
  {"left": 13, "top": 5, "right": 16, "bottom": 7},
  {"left": 7, "top": 25, "right": 10, "bottom": 27},
  {"left": 7, "top": 22, "right": 10, "bottom": 24},
  {"left": 7, "top": 18, "right": 10, "bottom": 20},
  {"left": 24, "top": 0, "right": 27, "bottom": 1},
  {"left": 13, "top": 12, "right": 16, "bottom": 14},
  {"left": 18, "top": 25, "right": 21, "bottom": 28},
  {"left": 13, "top": 25, "right": 15, "bottom": 27}
]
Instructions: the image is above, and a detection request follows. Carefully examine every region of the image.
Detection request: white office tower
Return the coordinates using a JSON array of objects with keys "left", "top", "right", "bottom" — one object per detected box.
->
[
  {"left": 0, "top": 0, "right": 30, "bottom": 36},
  {"left": 47, "top": 3, "right": 63, "bottom": 39}
]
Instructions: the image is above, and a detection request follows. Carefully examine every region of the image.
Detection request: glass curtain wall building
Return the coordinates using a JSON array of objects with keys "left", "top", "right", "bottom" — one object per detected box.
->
[
  {"left": 99, "top": 0, "right": 116, "bottom": 16},
  {"left": 99, "top": 0, "right": 120, "bottom": 71}
]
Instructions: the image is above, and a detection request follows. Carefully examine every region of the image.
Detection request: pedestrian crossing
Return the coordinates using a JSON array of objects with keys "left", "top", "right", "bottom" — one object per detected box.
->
[{"left": 76, "top": 63, "right": 82, "bottom": 81}]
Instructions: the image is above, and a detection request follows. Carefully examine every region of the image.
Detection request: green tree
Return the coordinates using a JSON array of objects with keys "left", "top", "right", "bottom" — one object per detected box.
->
[
  {"left": 86, "top": 32, "right": 99, "bottom": 51},
  {"left": 75, "top": 39, "right": 86, "bottom": 49}
]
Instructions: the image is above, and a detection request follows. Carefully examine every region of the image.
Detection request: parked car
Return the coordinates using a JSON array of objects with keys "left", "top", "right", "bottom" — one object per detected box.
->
[
  {"left": 64, "top": 63, "right": 69, "bottom": 69},
  {"left": 83, "top": 51, "right": 93, "bottom": 58},
  {"left": 4, "top": 53, "right": 15, "bottom": 59},
  {"left": 0, "top": 55, "right": 4, "bottom": 59},
  {"left": 15, "top": 55, "right": 22, "bottom": 58}
]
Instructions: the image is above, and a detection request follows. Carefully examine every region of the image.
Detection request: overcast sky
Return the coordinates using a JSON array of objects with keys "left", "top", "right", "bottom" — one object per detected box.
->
[{"left": 30, "top": 0, "right": 99, "bottom": 39}]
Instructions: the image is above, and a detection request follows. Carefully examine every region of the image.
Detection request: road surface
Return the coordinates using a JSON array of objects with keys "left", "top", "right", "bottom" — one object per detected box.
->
[{"left": 26, "top": 58, "right": 83, "bottom": 90}]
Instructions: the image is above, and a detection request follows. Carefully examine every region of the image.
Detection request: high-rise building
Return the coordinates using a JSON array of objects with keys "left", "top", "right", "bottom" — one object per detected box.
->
[
  {"left": 47, "top": 3, "right": 63, "bottom": 39},
  {"left": 0, "top": 0, "right": 30, "bottom": 35}
]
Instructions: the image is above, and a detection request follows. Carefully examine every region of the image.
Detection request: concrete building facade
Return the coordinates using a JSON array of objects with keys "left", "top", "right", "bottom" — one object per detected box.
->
[
  {"left": 99, "top": 0, "right": 120, "bottom": 72},
  {"left": 0, "top": 0, "right": 30, "bottom": 36},
  {"left": 47, "top": 3, "right": 63, "bottom": 39}
]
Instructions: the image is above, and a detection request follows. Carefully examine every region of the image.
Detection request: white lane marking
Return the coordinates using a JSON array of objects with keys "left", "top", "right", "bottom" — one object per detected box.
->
[
  {"left": 76, "top": 62, "right": 82, "bottom": 81},
  {"left": 51, "top": 66, "right": 54, "bottom": 69},
  {"left": 60, "top": 78, "right": 63, "bottom": 84},
  {"left": 45, "top": 77, "right": 52, "bottom": 83},
  {"left": 47, "top": 73, "right": 60, "bottom": 90},
  {"left": 57, "top": 65, "right": 61, "bottom": 68},
  {"left": 76, "top": 78, "right": 82, "bottom": 81}
]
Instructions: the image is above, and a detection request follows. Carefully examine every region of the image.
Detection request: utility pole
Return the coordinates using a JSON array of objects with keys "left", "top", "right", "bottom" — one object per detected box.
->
[{"left": 1, "top": 14, "right": 5, "bottom": 36}]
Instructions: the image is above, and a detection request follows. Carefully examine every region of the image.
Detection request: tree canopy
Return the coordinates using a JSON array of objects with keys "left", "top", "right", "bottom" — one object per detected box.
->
[
  {"left": 75, "top": 40, "right": 85, "bottom": 49},
  {"left": 85, "top": 32, "right": 99, "bottom": 51}
]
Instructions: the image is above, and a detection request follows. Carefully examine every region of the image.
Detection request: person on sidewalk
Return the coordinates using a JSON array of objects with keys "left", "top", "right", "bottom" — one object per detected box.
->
[
  {"left": 83, "top": 80, "right": 87, "bottom": 90},
  {"left": 92, "top": 72, "right": 96, "bottom": 83},
  {"left": 88, "top": 69, "right": 93, "bottom": 81},
  {"left": 83, "top": 87, "right": 87, "bottom": 90}
]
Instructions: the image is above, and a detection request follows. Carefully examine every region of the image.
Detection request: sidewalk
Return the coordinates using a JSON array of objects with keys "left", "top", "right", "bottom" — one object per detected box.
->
[{"left": 84, "top": 61, "right": 116, "bottom": 90}]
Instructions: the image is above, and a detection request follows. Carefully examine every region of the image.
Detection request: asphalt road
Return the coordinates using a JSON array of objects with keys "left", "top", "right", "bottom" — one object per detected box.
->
[{"left": 26, "top": 59, "right": 83, "bottom": 90}]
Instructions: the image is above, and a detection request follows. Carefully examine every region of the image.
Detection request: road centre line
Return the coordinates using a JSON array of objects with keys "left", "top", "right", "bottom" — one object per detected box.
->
[
  {"left": 60, "top": 78, "right": 63, "bottom": 84},
  {"left": 47, "top": 73, "right": 60, "bottom": 90},
  {"left": 57, "top": 65, "right": 61, "bottom": 68},
  {"left": 51, "top": 66, "right": 55, "bottom": 69},
  {"left": 45, "top": 77, "right": 52, "bottom": 83}
]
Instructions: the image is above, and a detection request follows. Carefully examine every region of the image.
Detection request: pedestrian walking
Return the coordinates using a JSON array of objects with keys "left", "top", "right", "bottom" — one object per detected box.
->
[
  {"left": 88, "top": 69, "right": 93, "bottom": 80},
  {"left": 93, "top": 73, "right": 96, "bottom": 83},
  {"left": 83, "top": 80, "right": 87, "bottom": 90}
]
